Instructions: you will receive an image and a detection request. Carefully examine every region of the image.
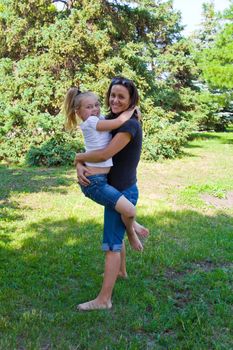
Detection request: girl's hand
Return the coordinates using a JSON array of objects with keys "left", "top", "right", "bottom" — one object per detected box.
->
[
  {"left": 118, "top": 107, "right": 136, "bottom": 122},
  {"left": 75, "top": 161, "right": 91, "bottom": 186},
  {"left": 135, "top": 106, "right": 141, "bottom": 119}
]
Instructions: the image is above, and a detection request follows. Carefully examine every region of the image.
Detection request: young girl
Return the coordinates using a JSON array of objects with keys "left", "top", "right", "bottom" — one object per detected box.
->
[{"left": 64, "top": 87, "right": 143, "bottom": 251}]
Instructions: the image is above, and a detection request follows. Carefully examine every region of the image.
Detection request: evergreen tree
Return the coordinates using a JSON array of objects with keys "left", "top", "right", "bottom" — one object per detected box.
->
[
  {"left": 198, "top": 1, "right": 219, "bottom": 48},
  {"left": 193, "top": 1, "right": 233, "bottom": 130},
  {"left": 199, "top": 2, "right": 233, "bottom": 91},
  {"left": 0, "top": 0, "right": 199, "bottom": 164}
]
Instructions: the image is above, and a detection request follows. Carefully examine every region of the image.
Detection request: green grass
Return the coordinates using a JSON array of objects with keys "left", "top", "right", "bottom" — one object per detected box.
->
[{"left": 0, "top": 131, "right": 233, "bottom": 349}]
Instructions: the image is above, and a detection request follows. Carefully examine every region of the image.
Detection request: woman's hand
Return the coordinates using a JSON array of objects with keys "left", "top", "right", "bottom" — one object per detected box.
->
[{"left": 76, "top": 161, "right": 91, "bottom": 186}]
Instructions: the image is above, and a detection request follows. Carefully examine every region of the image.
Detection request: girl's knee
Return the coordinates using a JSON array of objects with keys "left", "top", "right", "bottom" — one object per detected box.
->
[
  {"left": 126, "top": 205, "right": 136, "bottom": 218},
  {"left": 115, "top": 196, "right": 136, "bottom": 217}
]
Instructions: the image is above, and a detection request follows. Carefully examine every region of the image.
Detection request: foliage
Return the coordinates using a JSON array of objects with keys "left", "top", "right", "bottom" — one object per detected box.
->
[
  {"left": 192, "top": 1, "right": 233, "bottom": 130},
  {"left": 198, "top": 3, "right": 233, "bottom": 91},
  {"left": 26, "top": 130, "right": 84, "bottom": 166},
  {"left": 0, "top": 0, "right": 223, "bottom": 164}
]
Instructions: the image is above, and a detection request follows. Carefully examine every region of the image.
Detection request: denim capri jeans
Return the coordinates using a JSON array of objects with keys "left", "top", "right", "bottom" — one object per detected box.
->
[
  {"left": 80, "top": 174, "right": 123, "bottom": 210},
  {"left": 102, "top": 183, "right": 138, "bottom": 252},
  {"left": 80, "top": 174, "right": 139, "bottom": 252}
]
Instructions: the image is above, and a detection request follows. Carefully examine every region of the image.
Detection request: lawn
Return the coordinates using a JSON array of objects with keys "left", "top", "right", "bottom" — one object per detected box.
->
[{"left": 0, "top": 131, "right": 233, "bottom": 349}]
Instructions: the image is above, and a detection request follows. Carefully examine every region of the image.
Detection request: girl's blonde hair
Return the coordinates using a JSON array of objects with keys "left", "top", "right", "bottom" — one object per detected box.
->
[{"left": 63, "top": 87, "right": 98, "bottom": 130}]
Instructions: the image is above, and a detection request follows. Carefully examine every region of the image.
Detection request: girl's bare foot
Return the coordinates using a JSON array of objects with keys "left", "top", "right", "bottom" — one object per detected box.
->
[
  {"left": 127, "top": 228, "right": 143, "bottom": 251},
  {"left": 77, "top": 298, "right": 112, "bottom": 311},
  {"left": 133, "top": 222, "right": 149, "bottom": 238}
]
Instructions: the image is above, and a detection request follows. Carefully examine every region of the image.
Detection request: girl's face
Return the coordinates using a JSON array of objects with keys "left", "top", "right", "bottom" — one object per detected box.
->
[
  {"left": 109, "top": 85, "right": 131, "bottom": 114},
  {"left": 77, "top": 96, "right": 101, "bottom": 121}
]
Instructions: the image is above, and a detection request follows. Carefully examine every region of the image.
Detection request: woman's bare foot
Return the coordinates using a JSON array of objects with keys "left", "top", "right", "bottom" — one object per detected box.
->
[
  {"left": 133, "top": 221, "right": 149, "bottom": 238},
  {"left": 118, "top": 271, "right": 128, "bottom": 279},
  {"left": 77, "top": 298, "right": 112, "bottom": 311},
  {"left": 127, "top": 228, "right": 143, "bottom": 251},
  {"left": 101, "top": 272, "right": 128, "bottom": 279}
]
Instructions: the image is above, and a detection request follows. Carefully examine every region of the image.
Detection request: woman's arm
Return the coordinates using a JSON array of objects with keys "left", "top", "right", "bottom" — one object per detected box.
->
[
  {"left": 96, "top": 109, "right": 135, "bottom": 132},
  {"left": 75, "top": 132, "right": 131, "bottom": 163}
]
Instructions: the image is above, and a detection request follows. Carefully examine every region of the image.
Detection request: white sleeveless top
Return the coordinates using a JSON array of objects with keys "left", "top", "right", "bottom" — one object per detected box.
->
[{"left": 80, "top": 115, "right": 113, "bottom": 167}]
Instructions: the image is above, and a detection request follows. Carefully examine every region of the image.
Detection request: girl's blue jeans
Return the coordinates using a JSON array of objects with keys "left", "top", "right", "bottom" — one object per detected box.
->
[{"left": 80, "top": 175, "right": 138, "bottom": 252}]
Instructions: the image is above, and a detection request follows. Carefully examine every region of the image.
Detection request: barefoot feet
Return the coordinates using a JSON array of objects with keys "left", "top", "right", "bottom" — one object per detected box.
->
[
  {"left": 77, "top": 298, "right": 112, "bottom": 311},
  {"left": 101, "top": 271, "right": 128, "bottom": 279},
  {"left": 127, "top": 228, "right": 143, "bottom": 251},
  {"left": 118, "top": 271, "right": 128, "bottom": 279},
  {"left": 133, "top": 222, "right": 149, "bottom": 238}
]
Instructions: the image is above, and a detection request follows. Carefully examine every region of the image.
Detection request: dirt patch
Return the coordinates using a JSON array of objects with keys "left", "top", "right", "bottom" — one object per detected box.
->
[
  {"left": 191, "top": 260, "right": 233, "bottom": 272},
  {"left": 165, "top": 260, "right": 233, "bottom": 280},
  {"left": 173, "top": 290, "right": 191, "bottom": 308},
  {"left": 165, "top": 269, "right": 190, "bottom": 280},
  {"left": 162, "top": 328, "right": 176, "bottom": 338},
  {"left": 200, "top": 191, "right": 233, "bottom": 208}
]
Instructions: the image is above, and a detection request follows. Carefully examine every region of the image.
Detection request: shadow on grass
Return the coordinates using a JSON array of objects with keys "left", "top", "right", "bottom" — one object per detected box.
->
[
  {"left": 189, "top": 131, "right": 233, "bottom": 144},
  {"left": 0, "top": 200, "right": 24, "bottom": 222},
  {"left": 178, "top": 150, "right": 199, "bottom": 159},
  {"left": 0, "top": 217, "right": 104, "bottom": 321},
  {"left": 221, "top": 137, "right": 233, "bottom": 145},
  {"left": 182, "top": 131, "right": 233, "bottom": 157},
  {"left": 178, "top": 143, "right": 204, "bottom": 158},
  {"left": 0, "top": 164, "right": 75, "bottom": 200},
  {"left": 0, "top": 200, "right": 25, "bottom": 244},
  {"left": 189, "top": 132, "right": 221, "bottom": 140},
  {"left": 182, "top": 143, "right": 202, "bottom": 149},
  {"left": 0, "top": 208, "right": 233, "bottom": 349}
]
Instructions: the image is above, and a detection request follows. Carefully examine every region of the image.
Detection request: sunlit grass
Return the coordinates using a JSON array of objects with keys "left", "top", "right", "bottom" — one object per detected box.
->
[{"left": 0, "top": 131, "right": 233, "bottom": 349}]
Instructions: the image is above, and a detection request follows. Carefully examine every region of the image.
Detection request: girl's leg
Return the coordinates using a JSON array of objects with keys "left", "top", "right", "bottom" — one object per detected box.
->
[
  {"left": 77, "top": 251, "right": 120, "bottom": 311},
  {"left": 82, "top": 177, "right": 147, "bottom": 247},
  {"left": 115, "top": 196, "right": 143, "bottom": 251}
]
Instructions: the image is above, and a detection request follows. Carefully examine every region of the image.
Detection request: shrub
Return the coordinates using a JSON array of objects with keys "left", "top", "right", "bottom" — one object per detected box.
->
[
  {"left": 26, "top": 132, "right": 84, "bottom": 166},
  {"left": 142, "top": 120, "right": 193, "bottom": 161}
]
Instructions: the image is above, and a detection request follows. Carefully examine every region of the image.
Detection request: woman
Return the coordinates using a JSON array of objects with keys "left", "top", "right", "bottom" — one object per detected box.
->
[{"left": 75, "top": 77, "right": 148, "bottom": 311}]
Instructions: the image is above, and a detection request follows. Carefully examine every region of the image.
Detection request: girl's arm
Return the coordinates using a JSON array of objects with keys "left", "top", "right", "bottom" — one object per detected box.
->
[
  {"left": 96, "top": 108, "right": 136, "bottom": 132},
  {"left": 75, "top": 132, "right": 131, "bottom": 164}
]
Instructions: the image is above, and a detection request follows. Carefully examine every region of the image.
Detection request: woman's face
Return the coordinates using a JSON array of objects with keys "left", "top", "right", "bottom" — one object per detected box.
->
[{"left": 109, "top": 84, "right": 131, "bottom": 114}]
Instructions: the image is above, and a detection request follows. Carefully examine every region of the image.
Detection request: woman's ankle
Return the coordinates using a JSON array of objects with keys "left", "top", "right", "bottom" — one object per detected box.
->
[
  {"left": 118, "top": 271, "right": 128, "bottom": 278},
  {"left": 96, "top": 295, "right": 112, "bottom": 305}
]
